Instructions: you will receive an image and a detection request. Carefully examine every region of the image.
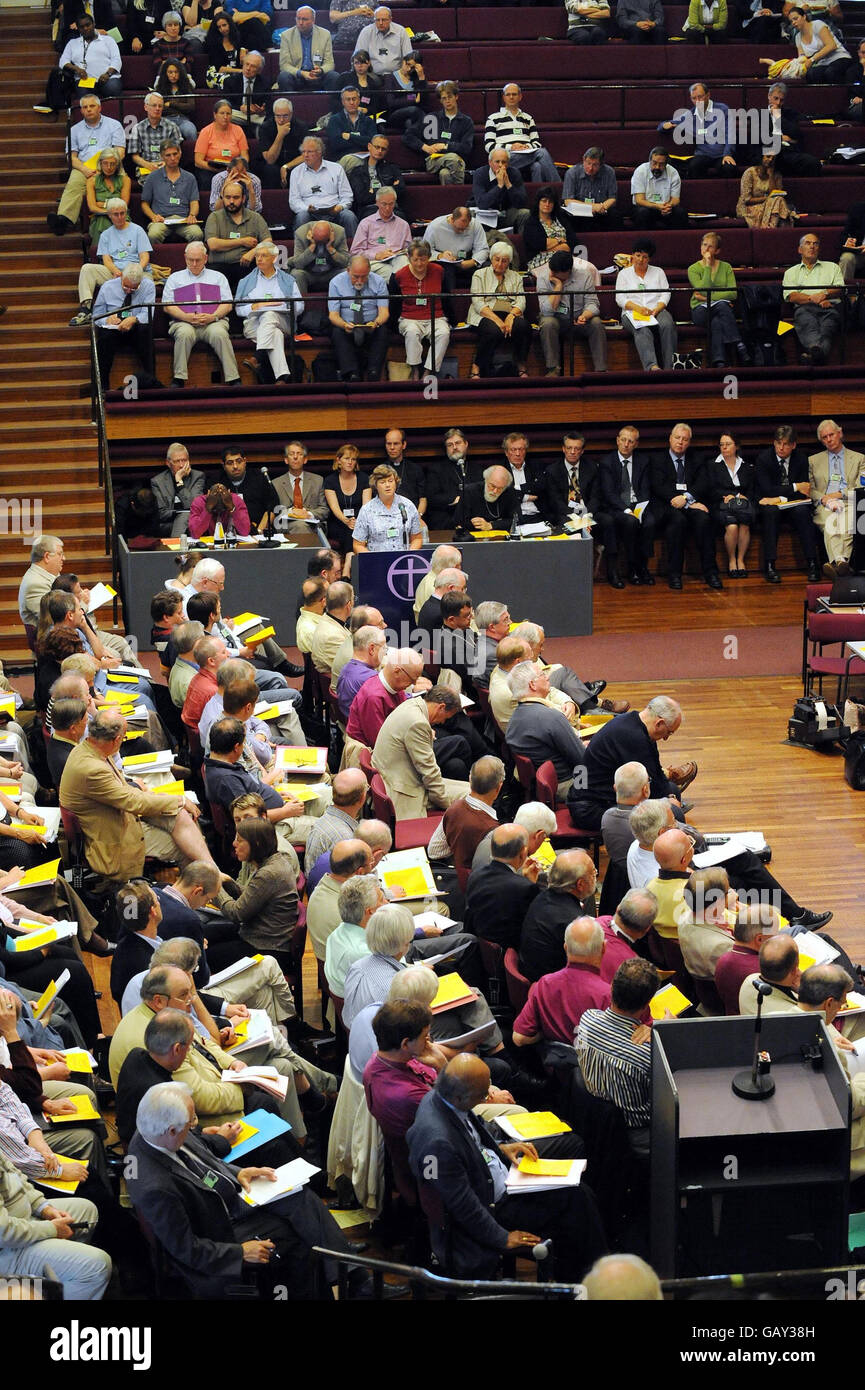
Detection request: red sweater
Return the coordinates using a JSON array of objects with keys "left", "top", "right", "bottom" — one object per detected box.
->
[
  {"left": 442, "top": 798, "right": 496, "bottom": 874},
  {"left": 395, "top": 262, "right": 445, "bottom": 320},
  {"left": 182, "top": 668, "right": 217, "bottom": 731}
]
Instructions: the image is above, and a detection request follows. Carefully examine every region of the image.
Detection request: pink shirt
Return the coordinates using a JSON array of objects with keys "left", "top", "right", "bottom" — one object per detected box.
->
[
  {"left": 346, "top": 675, "right": 404, "bottom": 748},
  {"left": 514, "top": 960, "right": 611, "bottom": 1044},
  {"left": 350, "top": 212, "right": 411, "bottom": 259}
]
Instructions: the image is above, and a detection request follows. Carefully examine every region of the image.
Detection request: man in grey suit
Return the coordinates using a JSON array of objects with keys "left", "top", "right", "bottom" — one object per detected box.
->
[
  {"left": 372, "top": 684, "right": 470, "bottom": 818},
  {"left": 277, "top": 6, "right": 335, "bottom": 91},
  {"left": 151, "top": 441, "right": 206, "bottom": 537},
  {"left": 273, "top": 439, "right": 329, "bottom": 536},
  {"left": 808, "top": 418, "right": 865, "bottom": 578}
]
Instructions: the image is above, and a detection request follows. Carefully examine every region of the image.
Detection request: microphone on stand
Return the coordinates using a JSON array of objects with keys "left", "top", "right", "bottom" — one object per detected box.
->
[{"left": 259, "top": 465, "right": 279, "bottom": 547}]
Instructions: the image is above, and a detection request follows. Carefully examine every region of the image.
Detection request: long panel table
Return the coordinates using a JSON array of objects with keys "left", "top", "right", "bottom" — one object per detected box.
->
[{"left": 119, "top": 533, "right": 593, "bottom": 649}]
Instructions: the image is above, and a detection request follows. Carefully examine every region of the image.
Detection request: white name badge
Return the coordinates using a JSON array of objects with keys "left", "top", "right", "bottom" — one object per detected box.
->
[
  {"left": 415, "top": 296, "right": 427, "bottom": 307},
  {"left": 675, "top": 482, "right": 687, "bottom": 491},
  {"left": 343, "top": 507, "right": 355, "bottom": 517}
]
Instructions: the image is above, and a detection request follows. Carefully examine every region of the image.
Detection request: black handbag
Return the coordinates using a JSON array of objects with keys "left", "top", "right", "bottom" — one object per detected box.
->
[{"left": 845, "top": 731, "right": 865, "bottom": 789}]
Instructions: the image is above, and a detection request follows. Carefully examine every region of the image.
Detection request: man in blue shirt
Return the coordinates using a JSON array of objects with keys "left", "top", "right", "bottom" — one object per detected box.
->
[
  {"left": 327, "top": 253, "right": 390, "bottom": 380},
  {"left": 92, "top": 265, "right": 161, "bottom": 391}
]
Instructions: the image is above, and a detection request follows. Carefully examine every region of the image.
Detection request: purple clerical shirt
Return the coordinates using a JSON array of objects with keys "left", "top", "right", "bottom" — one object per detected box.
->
[
  {"left": 337, "top": 657, "right": 378, "bottom": 723},
  {"left": 513, "top": 960, "right": 611, "bottom": 1045}
]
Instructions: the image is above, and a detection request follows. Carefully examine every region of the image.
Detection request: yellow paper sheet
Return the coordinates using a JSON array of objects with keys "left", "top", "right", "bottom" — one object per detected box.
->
[
  {"left": 122, "top": 752, "right": 163, "bottom": 766},
  {"left": 36, "top": 1176, "right": 81, "bottom": 1194},
  {"left": 518, "top": 1157, "right": 575, "bottom": 1177},
  {"left": 507, "top": 1111, "right": 571, "bottom": 1139},
  {"left": 531, "top": 838, "right": 556, "bottom": 868},
  {"left": 123, "top": 730, "right": 147, "bottom": 741},
  {"left": 650, "top": 983, "right": 692, "bottom": 1020},
  {"left": 10, "top": 821, "right": 46, "bottom": 835},
  {"left": 14, "top": 927, "right": 64, "bottom": 952},
  {"left": 231, "top": 612, "right": 264, "bottom": 627},
  {"left": 33, "top": 980, "right": 59, "bottom": 1018},
  {"left": 152, "top": 780, "right": 185, "bottom": 796},
  {"left": 382, "top": 866, "right": 429, "bottom": 897},
  {"left": 106, "top": 672, "right": 140, "bottom": 684},
  {"left": 63, "top": 1049, "right": 94, "bottom": 1074},
  {"left": 45, "top": 1093, "right": 100, "bottom": 1123},
  {"left": 15, "top": 858, "right": 61, "bottom": 889},
  {"left": 470, "top": 530, "right": 510, "bottom": 540},
  {"left": 431, "top": 972, "right": 474, "bottom": 1010},
  {"left": 101, "top": 690, "right": 137, "bottom": 705},
  {"left": 279, "top": 749, "right": 319, "bottom": 766},
  {"left": 230, "top": 1119, "right": 259, "bottom": 1148},
  {"left": 0, "top": 695, "right": 16, "bottom": 717},
  {"left": 244, "top": 626, "right": 275, "bottom": 644},
  {"left": 276, "top": 782, "right": 322, "bottom": 802}
]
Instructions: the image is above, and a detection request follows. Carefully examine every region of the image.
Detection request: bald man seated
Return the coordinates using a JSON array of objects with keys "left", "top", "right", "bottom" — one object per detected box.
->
[{"left": 512, "top": 917, "right": 612, "bottom": 1052}]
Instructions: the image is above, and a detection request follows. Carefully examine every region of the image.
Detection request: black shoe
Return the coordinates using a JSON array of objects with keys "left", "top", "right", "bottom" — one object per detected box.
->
[
  {"left": 348, "top": 1271, "right": 411, "bottom": 1300},
  {"left": 668, "top": 574, "right": 683, "bottom": 590},
  {"left": 735, "top": 341, "right": 752, "bottom": 366},
  {"left": 765, "top": 564, "right": 781, "bottom": 584},
  {"left": 584, "top": 680, "right": 607, "bottom": 700},
  {"left": 811, "top": 345, "right": 825, "bottom": 366},
  {"left": 639, "top": 568, "right": 655, "bottom": 586},
  {"left": 799, "top": 351, "right": 812, "bottom": 366},
  {"left": 608, "top": 570, "right": 625, "bottom": 589},
  {"left": 171, "top": 377, "right": 186, "bottom": 388},
  {"left": 706, "top": 572, "right": 723, "bottom": 591},
  {"left": 788, "top": 908, "right": 833, "bottom": 931},
  {"left": 628, "top": 569, "right": 642, "bottom": 585},
  {"left": 806, "top": 561, "right": 820, "bottom": 582},
  {"left": 226, "top": 378, "right": 242, "bottom": 387},
  {"left": 299, "top": 1084, "right": 328, "bottom": 1116},
  {"left": 277, "top": 659, "right": 305, "bottom": 679}
]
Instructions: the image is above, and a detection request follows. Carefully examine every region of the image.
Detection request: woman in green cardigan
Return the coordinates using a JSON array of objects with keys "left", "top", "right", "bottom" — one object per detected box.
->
[
  {"left": 687, "top": 0, "right": 728, "bottom": 41},
  {"left": 687, "top": 231, "right": 749, "bottom": 368}
]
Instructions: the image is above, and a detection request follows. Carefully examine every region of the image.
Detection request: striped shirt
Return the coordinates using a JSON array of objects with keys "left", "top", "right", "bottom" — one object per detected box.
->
[
  {"left": 575, "top": 1007, "right": 651, "bottom": 1129},
  {"left": 0, "top": 1081, "right": 61, "bottom": 1180},
  {"left": 484, "top": 108, "right": 543, "bottom": 155}
]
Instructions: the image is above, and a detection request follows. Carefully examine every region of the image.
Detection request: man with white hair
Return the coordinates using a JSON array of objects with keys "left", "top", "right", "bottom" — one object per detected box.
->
[
  {"left": 412, "top": 543, "right": 462, "bottom": 619},
  {"left": 456, "top": 465, "right": 521, "bottom": 533},
  {"left": 600, "top": 760, "right": 650, "bottom": 866},
  {"left": 92, "top": 263, "right": 159, "bottom": 390},
  {"left": 513, "top": 917, "right": 611, "bottom": 1049},
  {"left": 568, "top": 695, "right": 695, "bottom": 832},
  {"left": 351, "top": 187, "right": 411, "bottom": 280},
  {"left": 151, "top": 442, "right": 206, "bottom": 536},
  {"left": 782, "top": 233, "right": 845, "bottom": 367},
  {"left": 310, "top": 580, "right": 355, "bottom": 673},
  {"left": 626, "top": 798, "right": 674, "bottom": 889},
  {"left": 331, "top": 604, "right": 386, "bottom": 688},
  {"left": 484, "top": 83, "right": 559, "bottom": 186},
  {"left": 125, "top": 1082, "right": 363, "bottom": 1298},
  {"left": 277, "top": 6, "right": 335, "bottom": 91},
  {"left": 472, "top": 602, "right": 512, "bottom": 688},
  {"left": 18, "top": 535, "right": 66, "bottom": 628},
  {"left": 289, "top": 136, "right": 357, "bottom": 238},
  {"left": 47, "top": 94, "right": 126, "bottom": 237},
  {"left": 345, "top": 647, "right": 428, "bottom": 749},
  {"left": 489, "top": 635, "right": 581, "bottom": 735},
  {"left": 127, "top": 91, "right": 181, "bottom": 176},
  {"left": 471, "top": 800, "right": 557, "bottom": 872},
  {"left": 597, "top": 887, "right": 658, "bottom": 981},
  {"left": 353, "top": 6, "right": 412, "bottom": 74},
  {"left": 324, "top": 874, "right": 386, "bottom": 994},
  {"left": 470, "top": 150, "right": 530, "bottom": 235},
  {"left": 255, "top": 97, "right": 309, "bottom": 189},
  {"left": 70, "top": 198, "right": 151, "bottom": 328},
  {"left": 161, "top": 241, "right": 241, "bottom": 389},
  {"left": 223, "top": 50, "right": 269, "bottom": 132},
  {"left": 584, "top": 1253, "right": 663, "bottom": 1301},
  {"left": 505, "top": 660, "right": 586, "bottom": 800},
  {"left": 182, "top": 558, "right": 301, "bottom": 685},
  {"left": 808, "top": 418, "right": 865, "bottom": 578}
]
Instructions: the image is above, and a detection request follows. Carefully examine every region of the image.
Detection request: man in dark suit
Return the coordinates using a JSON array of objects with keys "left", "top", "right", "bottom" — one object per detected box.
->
[
  {"left": 599, "top": 424, "right": 656, "bottom": 587},
  {"left": 471, "top": 150, "right": 530, "bottom": 235},
  {"left": 407, "top": 1054, "right": 607, "bottom": 1281},
  {"left": 464, "top": 826, "right": 541, "bottom": 949},
  {"left": 538, "top": 430, "right": 620, "bottom": 587},
  {"left": 375, "top": 427, "right": 427, "bottom": 513},
  {"left": 126, "top": 1081, "right": 364, "bottom": 1298},
  {"left": 518, "top": 850, "right": 598, "bottom": 981},
  {"left": 424, "top": 429, "right": 483, "bottom": 533},
  {"left": 218, "top": 445, "right": 278, "bottom": 531},
  {"left": 650, "top": 422, "right": 722, "bottom": 590},
  {"left": 46, "top": 691, "right": 89, "bottom": 789},
  {"left": 222, "top": 52, "right": 272, "bottom": 134},
  {"left": 755, "top": 423, "right": 820, "bottom": 583},
  {"left": 456, "top": 467, "right": 521, "bottom": 534}
]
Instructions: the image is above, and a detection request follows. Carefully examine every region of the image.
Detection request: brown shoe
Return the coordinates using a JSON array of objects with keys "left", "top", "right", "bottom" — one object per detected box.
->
[
  {"left": 599, "top": 698, "right": 630, "bottom": 714},
  {"left": 668, "top": 759, "right": 698, "bottom": 792},
  {"left": 822, "top": 561, "right": 838, "bottom": 580},
  {"left": 836, "top": 559, "right": 852, "bottom": 576}
]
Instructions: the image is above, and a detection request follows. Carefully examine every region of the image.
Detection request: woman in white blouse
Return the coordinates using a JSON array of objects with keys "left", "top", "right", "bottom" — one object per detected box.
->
[
  {"left": 467, "top": 241, "right": 532, "bottom": 379},
  {"left": 614, "top": 238, "right": 677, "bottom": 371}
]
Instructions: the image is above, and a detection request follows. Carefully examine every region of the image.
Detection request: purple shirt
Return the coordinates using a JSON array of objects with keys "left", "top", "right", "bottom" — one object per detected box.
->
[
  {"left": 715, "top": 945, "right": 761, "bottom": 1015},
  {"left": 362, "top": 1051, "right": 437, "bottom": 1139},
  {"left": 513, "top": 960, "right": 611, "bottom": 1045},
  {"left": 337, "top": 657, "right": 378, "bottom": 723},
  {"left": 597, "top": 914, "right": 640, "bottom": 984}
]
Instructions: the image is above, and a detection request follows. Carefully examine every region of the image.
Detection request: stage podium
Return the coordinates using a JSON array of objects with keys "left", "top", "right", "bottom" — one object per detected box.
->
[{"left": 651, "top": 1015, "right": 851, "bottom": 1277}]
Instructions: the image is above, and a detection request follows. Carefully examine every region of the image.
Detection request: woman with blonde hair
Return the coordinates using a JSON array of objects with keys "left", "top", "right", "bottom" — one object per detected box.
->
[{"left": 324, "top": 443, "right": 372, "bottom": 574}]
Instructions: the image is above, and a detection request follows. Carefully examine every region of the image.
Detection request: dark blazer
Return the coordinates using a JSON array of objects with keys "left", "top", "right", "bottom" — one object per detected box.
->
[
  {"left": 116, "top": 1048, "right": 234, "bottom": 1149},
  {"left": 221, "top": 72, "right": 272, "bottom": 110},
  {"left": 424, "top": 456, "right": 483, "bottom": 533},
  {"left": 154, "top": 885, "right": 211, "bottom": 987},
  {"left": 599, "top": 449, "right": 653, "bottom": 514},
  {"left": 46, "top": 734, "right": 75, "bottom": 791},
  {"left": 216, "top": 467, "right": 276, "bottom": 530},
  {"left": 463, "top": 859, "right": 539, "bottom": 949},
  {"left": 370, "top": 456, "right": 425, "bottom": 507},
  {"left": 841, "top": 202, "right": 865, "bottom": 253},
  {"left": 110, "top": 933, "right": 164, "bottom": 1009},
  {"left": 519, "top": 887, "right": 594, "bottom": 982},
  {"left": 753, "top": 445, "right": 810, "bottom": 501},
  {"left": 403, "top": 108, "right": 475, "bottom": 162},
  {"left": 538, "top": 456, "right": 603, "bottom": 527},
  {"left": 347, "top": 158, "right": 405, "bottom": 215},
  {"left": 125, "top": 1130, "right": 259, "bottom": 1297},
  {"left": 704, "top": 456, "right": 756, "bottom": 510},
  {"left": 406, "top": 1088, "right": 512, "bottom": 1276},
  {"left": 455, "top": 481, "right": 520, "bottom": 533},
  {"left": 471, "top": 163, "right": 528, "bottom": 213},
  {"left": 324, "top": 108, "right": 377, "bottom": 161},
  {"left": 651, "top": 449, "right": 710, "bottom": 509}
]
